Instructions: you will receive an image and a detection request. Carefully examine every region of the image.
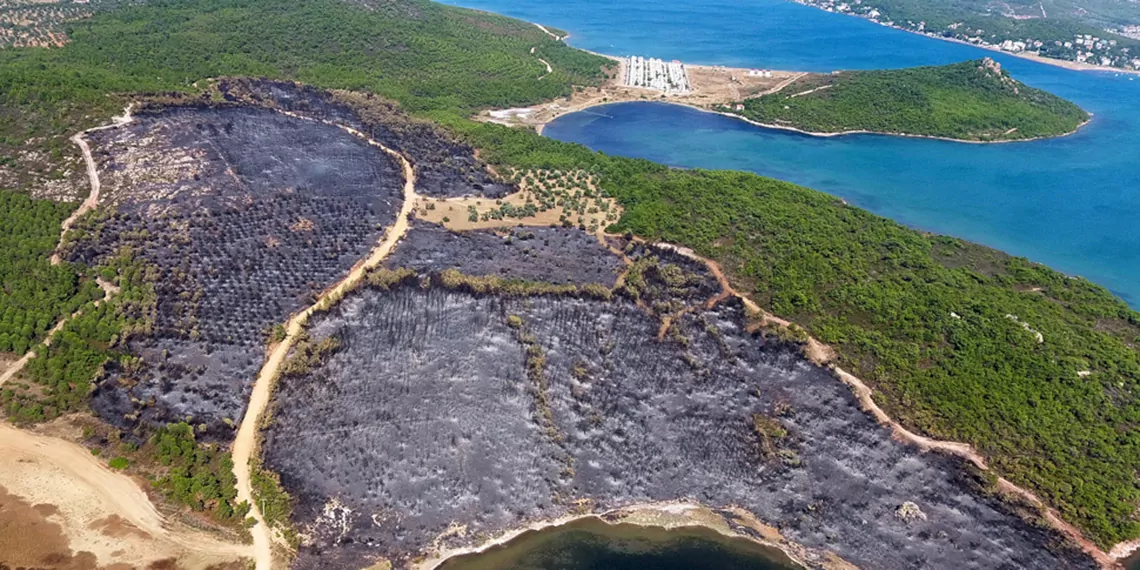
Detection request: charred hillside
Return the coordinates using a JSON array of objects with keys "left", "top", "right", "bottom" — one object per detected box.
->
[{"left": 261, "top": 261, "right": 1096, "bottom": 570}]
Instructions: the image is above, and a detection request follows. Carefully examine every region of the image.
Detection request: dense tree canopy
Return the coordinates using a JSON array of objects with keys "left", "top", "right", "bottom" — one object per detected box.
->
[{"left": 0, "top": 191, "right": 101, "bottom": 356}]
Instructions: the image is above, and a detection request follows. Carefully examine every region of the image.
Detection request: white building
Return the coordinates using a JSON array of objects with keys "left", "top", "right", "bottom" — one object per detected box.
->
[{"left": 623, "top": 56, "right": 692, "bottom": 94}]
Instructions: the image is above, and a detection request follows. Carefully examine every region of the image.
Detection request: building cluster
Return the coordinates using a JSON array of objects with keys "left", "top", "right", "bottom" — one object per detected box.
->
[
  {"left": 793, "top": 0, "right": 1140, "bottom": 71},
  {"left": 623, "top": 56, "right": 692, "bottom": 94}
]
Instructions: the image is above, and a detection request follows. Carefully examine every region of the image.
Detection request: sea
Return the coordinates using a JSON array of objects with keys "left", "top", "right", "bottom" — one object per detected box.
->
[{"left": 443, "top": 0, "right": 1140, "bottom": 308}]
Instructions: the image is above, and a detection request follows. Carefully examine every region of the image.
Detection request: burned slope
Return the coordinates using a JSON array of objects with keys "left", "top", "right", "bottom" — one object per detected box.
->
[
  {"left": 213, "top": 78, "right": 513, "bottom": 198},
  {"left": 65, "top": 104, "right": 404, "bottom": 440},
  {"left": 385, "top": 222, "right": 624, "bottom": 285},
  {"left": 262, "top": 279, "right": 1095, "bottom": 570}
]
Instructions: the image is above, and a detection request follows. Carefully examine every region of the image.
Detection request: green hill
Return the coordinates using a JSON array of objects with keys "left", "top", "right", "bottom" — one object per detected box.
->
[{"left": 726, "top": 59, "right": 1090, "bottom": 141}]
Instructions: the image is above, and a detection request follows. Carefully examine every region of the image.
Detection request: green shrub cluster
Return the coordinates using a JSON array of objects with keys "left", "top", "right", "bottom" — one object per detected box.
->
[
  {"left": 150, "top": 422, "right": 249, "bottom": 523},
  {"left": 4, "top": 250, "right": 156, "bottom": 423}
]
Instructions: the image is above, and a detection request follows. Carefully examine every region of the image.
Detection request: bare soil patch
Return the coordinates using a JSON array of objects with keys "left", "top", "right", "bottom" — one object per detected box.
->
[{"left": 0, "top": 423, "right": 251, "bottom": 569}]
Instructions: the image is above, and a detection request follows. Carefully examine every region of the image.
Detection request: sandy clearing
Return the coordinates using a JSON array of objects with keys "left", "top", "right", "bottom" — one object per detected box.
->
[
  {"left": 416, "top": 171, "right": 615, "bottom": 234},
  {"left": 230, "top": 109, "right": 421, "bottom": 570},
  {"left": 0, "top": 423, "right": 252, "bottom": 569}
]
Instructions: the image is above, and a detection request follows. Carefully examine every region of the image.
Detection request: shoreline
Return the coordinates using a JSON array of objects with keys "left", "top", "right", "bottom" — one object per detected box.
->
[
  {"left": 518, "top": 96, "right": 1090, "bottom": 145},
  {"left": 413, "top": 501, "right": 828, "bottom": 570},
  {"left": 705, "top": 107, "right": 1093, "bottom": 144},
  {"left": 788, "top": 2, "right": 1140, "bottom": 77},
  {"left": 500, "top": 31, "right": 1091, "bottom": 144}
]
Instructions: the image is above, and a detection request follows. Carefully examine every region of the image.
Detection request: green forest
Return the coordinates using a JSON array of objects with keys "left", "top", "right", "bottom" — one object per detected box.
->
[
  {"left": 0, "top": 0, "right": 1137, "bottom": 552},
  {"left": 729, "top": 60, "right": 1090, "bottom": 141},
  {"left": 0, "top": 191, "right": 102, "bottom": 356}
]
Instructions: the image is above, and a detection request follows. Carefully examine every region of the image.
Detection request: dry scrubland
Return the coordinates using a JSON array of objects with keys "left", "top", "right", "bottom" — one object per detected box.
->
[
  {"left": 417, "top": 168, "right": 617, "bottom": 234},
  {"left": 261, "top": 241, "right": 1096, "bottom": 570}
]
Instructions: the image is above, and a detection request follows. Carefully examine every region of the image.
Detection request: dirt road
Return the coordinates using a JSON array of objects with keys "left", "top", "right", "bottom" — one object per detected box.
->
[
  {"left": 51, "top": 105, "right": 134, "bottom": 266},
  {"left": 230, "top": 111, "right": 421, "bottom": 570}
]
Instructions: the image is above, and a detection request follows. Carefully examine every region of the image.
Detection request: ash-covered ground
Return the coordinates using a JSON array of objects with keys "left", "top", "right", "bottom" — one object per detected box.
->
[
  {"left": 215, "top": 78, "right": 513, "bottom": 198},
  {"left": 263, "top": 278, "right": 1095, "bottom": 570},
  {"left": 385, "top": 222, "right": 624, "bottom": 285},
  {"left": 68, "top": 104, "right": 404, "bottom": 440}
]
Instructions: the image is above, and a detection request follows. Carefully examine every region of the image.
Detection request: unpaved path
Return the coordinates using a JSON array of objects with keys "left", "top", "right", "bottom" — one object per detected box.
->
[
  {"left": 537, "top": 57, "right": 553, "bottom": 79},
  {"left": 533, "top": 22, "right": 565, "bottom": 41},
  {"left": 230, "top": 111, "right": 420, "bottom": 570},
  {"left": 788, "top": 83, "right": 833, "bottom": 98},
  {"left": 652, "top": 239, "right": 1118, "bottom": 568},
  {"left": 0, "top": 422, "right": 252, "bottom": 569},
  {"left": 0, "top": 277, "right": 117, "bottom": 388},
  {"left": 51, "top": 105, "right": 134, "bottom": 266}
]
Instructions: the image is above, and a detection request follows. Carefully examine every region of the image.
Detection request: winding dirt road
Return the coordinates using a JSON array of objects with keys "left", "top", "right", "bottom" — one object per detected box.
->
[
  {"left": 230, "top": 111, "right": 420, "bottom": 570},
  {"left": 51, "top": 105, "right": 134, "bottom": 266},
  {"left": 2, "top": 107, "right": 253, "bottom": 569}
]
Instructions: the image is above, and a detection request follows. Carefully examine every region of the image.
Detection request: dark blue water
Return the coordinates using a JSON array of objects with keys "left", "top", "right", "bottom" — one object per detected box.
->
[{"left": 443, "top": 0, "right": 1140, "bottom": 306}]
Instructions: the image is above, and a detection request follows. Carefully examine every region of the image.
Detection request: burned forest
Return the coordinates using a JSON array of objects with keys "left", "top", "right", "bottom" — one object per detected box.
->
[
  {"left": 262, "top": 243, "right": 1097, "bottom": 570},
  {"left": 45, "top": 78, "right": 1104, "bottom": 570},
  {"left": 60, "top": 80, "right": 512, "bottom": 440}
]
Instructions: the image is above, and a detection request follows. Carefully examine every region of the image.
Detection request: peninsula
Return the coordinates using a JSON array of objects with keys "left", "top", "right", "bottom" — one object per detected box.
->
[{"left": 720, "top": 58, "right": 1091, "bottom": 141}]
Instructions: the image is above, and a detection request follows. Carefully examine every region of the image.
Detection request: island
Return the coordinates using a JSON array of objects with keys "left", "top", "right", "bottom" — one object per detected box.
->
[
  {"left": 719, "top": 58, "right": 1091, "bottom": 141},
  {"left": 0, "top": 1, "right": 1138, "bottom": 570}
]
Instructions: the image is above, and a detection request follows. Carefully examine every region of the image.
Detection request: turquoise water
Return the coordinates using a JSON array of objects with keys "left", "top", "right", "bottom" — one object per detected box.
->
[{"left": 442, "top": 0, "right": 1140, "bottom": 306}]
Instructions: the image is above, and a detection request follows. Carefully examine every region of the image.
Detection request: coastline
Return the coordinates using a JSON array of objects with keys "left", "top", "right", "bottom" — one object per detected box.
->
[
  {"left": 413, "top": 501, "right": 833, "bottom": 570},
  {"left": 500, "top": 95, "right": 1089, "bottom": 145},
  {"left": 705, "top": 107, "right": 1093, "bottom": 144},
  {"left": 493, "top": 31, "right": 1091, "bottom": 143},
  {"left": 790, "top": 3, "right": 1140, "bottom": 77}
]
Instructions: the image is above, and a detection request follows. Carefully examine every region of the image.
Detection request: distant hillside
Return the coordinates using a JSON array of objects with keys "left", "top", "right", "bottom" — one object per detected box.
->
[
  {"left": 794, "top": 0, "right": 1140, "bottom": 71},
  {"left": 726, "top": 59, "right": 1090, "bottom": 141}
]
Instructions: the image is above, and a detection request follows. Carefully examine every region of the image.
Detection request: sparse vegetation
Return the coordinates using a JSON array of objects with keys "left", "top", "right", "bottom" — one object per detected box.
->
[{"left": 250, "top": 459, "right": 298, "bottom": 546}]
